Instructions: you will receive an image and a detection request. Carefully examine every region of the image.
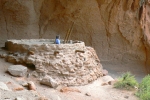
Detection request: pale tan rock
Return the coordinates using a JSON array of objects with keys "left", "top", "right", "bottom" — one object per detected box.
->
[
  {"left": 0, "top": 82, "right": 10, "bottom": 91},
  {"left": 7, "top": 65, "right": 27, "bottom": 77},
  {"left": 28, "top": 81, "right": 36, "bottom": 91},
  {"left": 31, "top": 71, "right": 39, "bottom": 78},
  {"left": 60, "top": 87, "right": 81, "bottom": 93},
  {"left": 13, "top": 87, "right": 24, "bottom": 91},
  {"left": 15, "top": 97, "right": 26, "bottom": 100},
  {"left": 101, "top": 75, "right": 115, "bottom": 85},
  {"left": 85, "top": 92, "right": 91, "bottom": 96},
  {"left": 108, "top": 80, "right": 118, "bottom": 85},
  {"left": 102, "top": 69, "right": 108, "bottom": 76},
  {"left": 21, "top": 82, "right": 28, "bottom": 87},
  {"left": 40, "top": 76, "right": 59, "bottom": 88},
  {"left": 101, "top": 83, "right": 108, "bottom": 86}
]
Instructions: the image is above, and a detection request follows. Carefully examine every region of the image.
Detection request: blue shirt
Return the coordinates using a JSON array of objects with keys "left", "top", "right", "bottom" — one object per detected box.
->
[{"left": 55, "top": 39, "right": 60, "bottom": 44}]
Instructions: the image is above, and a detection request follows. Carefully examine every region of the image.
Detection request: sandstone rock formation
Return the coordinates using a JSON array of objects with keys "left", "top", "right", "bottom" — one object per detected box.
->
[
  {"left": 139, "top": 0, "right": 150, "bottom": 73},
  {"left": 0, "top": 0, "right": 150, "bottom": 73}
]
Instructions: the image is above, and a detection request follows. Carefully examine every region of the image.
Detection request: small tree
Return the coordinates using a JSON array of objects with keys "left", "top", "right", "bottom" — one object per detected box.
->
[{"left": 114, "top": 72, "right": 138, "bottom": 90}]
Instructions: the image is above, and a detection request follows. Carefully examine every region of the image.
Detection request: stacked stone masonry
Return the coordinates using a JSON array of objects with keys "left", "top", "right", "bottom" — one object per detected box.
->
[{"left": 2, "top": 39, "right": 103, "bottom": 86}]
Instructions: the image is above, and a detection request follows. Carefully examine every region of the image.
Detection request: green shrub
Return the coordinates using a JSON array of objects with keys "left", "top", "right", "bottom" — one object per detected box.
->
[
  {"left": 136, "top": 75, "right": 150, "bottom": 100},
  {"left": 114, "top": 72, "right": 138, "bottom": 90}
]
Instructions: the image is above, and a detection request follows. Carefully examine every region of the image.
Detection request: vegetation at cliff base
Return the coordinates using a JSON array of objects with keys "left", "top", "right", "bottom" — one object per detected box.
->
[
  {"left": 114, "top": 72, "right": 150, "bottom": 100},
  {"left": 114, "top": 72, "right": 138, "bottom": 90},
  {"left": 136, "top": 75, "right": 150, "bottom": 100}
]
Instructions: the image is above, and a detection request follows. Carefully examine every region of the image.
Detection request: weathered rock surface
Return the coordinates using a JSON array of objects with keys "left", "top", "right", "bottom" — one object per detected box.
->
[
  {"left": 0, "top": 82, "right": 10, "bottom": 91},
  {"left": 140, "top": 0, "right": 150, "bottom": 73},
  {"left": 40, "top": 76, "right": 59, "bottom": 88},
  {"left": 28, "top": 81, "right": 36, "bottom": 91},
  {"left": 101, "top": 75, "right": 115, "bottom": 85},
  {"left": 0, "top": 0, "right": 150, "bottom": 72},
  {"left": 8, "top": 65, "right": 27, "bottom": 77},
  {"left": 4, "top": 39, "right": 103, "bottom": 86}
]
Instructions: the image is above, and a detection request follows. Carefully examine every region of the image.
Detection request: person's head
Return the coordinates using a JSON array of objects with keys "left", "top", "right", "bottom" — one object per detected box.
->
[{"left": 56, "top": 35, "right": 60, "bottom": 39}]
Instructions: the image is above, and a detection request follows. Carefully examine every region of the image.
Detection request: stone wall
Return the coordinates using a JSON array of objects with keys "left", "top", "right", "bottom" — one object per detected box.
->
[
  {"left": 5, "top": 39, "right": 85, "bottom": 53},
  {"left": 0, "top": 0, "right": 150, "bottom": 72},
  {"left": 2, "top": 39, "right": 103, "bottom": 86}
]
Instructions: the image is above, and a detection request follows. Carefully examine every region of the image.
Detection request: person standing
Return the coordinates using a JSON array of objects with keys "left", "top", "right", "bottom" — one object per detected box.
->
[{"left": 55, "top": 35, "right": 60, "bottom": 44}]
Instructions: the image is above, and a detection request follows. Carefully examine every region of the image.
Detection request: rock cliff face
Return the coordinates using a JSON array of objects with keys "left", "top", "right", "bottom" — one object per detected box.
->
[{"left": 0, "top": 0, "right": 150, "bottom": 72}]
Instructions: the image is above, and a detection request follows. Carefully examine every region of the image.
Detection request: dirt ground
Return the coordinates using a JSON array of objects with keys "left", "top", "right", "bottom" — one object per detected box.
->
[{"left": 0, "top": 50, "right": 141, "bottom": 100}]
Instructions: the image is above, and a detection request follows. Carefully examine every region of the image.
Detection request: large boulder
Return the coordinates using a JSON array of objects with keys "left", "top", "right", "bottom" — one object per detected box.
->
[{"left": 7, "top": 65, "right": 27, "bottom": 77}]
